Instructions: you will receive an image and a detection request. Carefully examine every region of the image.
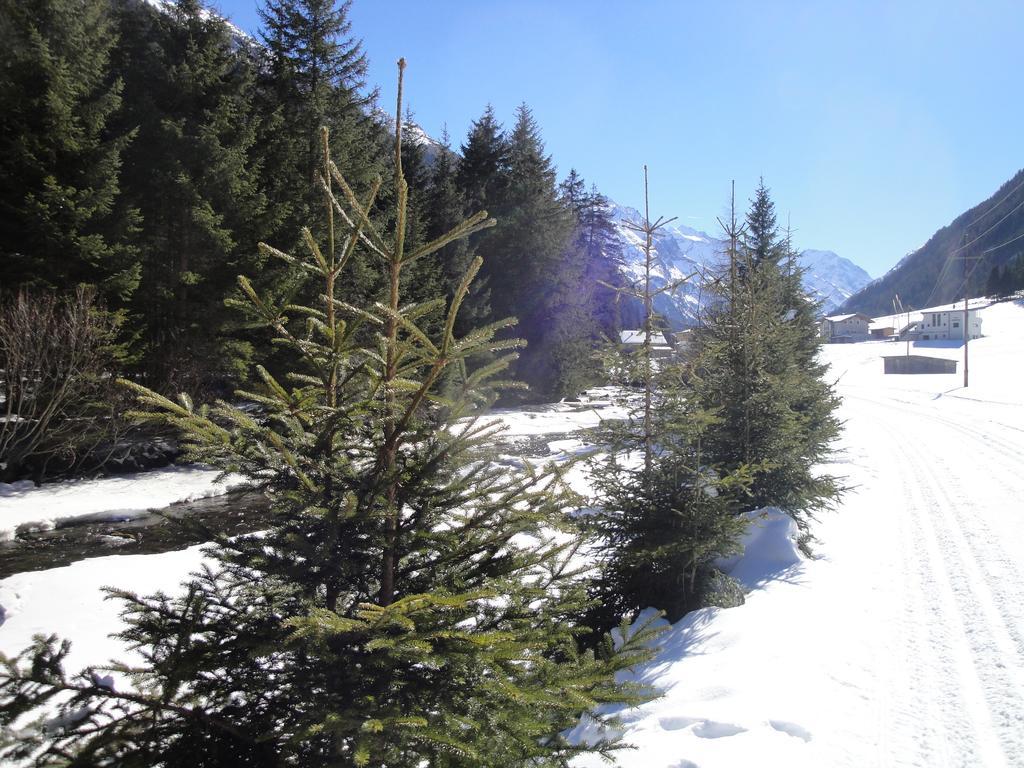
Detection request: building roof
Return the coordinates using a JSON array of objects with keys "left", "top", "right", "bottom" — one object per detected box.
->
[
  {"left": 868, "top": 299, "right": 990, "bottom": 329},
  {"left": 825, "top": 313, "right": 871, "bottom": 323},
  {"left": 921, "top": 303, "right": 985, "bottom": 315},
  {"left": 620, "top": 330, "right": 668, "bottom": 346}
]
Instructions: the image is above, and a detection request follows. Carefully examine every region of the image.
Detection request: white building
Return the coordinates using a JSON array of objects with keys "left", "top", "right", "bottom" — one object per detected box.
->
[
  {"left": 820, "top": 313, "right": 871, "bottom": 342},
  {"left": 619, "top": 329, "right": 673, "bottom": 358},
  {"left": 918, "top": 303, "right": 983, "bottom": 340}
]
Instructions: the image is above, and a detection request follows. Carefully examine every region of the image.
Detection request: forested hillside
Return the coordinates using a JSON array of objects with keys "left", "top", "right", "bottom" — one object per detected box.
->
[
  {"left": 840, "top": 168, "right": 1024, "bottom": 316},
  {"left": 0, "top": 0, "right": 623, "bottom": 401}
]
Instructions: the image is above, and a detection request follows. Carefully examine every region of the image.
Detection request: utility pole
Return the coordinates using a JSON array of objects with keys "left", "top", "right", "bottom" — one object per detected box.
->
[
  {"left": 894, "top": 294, "right": 910, "bottom": 357},
  {"left": 642, "top": 165, "right": 654, "bottom": 471},
  {"left": 729, "top": 180, "right": 737, "bottom": 323},
  {"left": 962, "top": 232, "right": 969, "bottom": 387},
  {"left": 963, "top": 267, "right": 969, "bottom": 388},
  {"left": 951, "top": 233, "right": 984, "bottom": 388},
  {"left": 954, "top": 234, "right": 983, "bottom": 388}
]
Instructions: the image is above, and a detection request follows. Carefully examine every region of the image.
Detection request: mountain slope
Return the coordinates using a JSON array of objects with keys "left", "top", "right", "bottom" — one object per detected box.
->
[
  {"left": 610, "top": 205, "right": 871, "bottom": 325},
  {"left": 610, "top": 204, "right": 723, "bottom": 327},
  {"left": 839, "top": 168, "right": 1024, "bottom": 317},
  {"left": 798, "top": 250, "right": 872, "bottom": 314}
]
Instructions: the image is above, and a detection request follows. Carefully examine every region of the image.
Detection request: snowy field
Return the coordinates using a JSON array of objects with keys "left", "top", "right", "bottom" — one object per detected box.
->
[
  {"left": 2, "top": 300, "right": 1023, "bottom": 766},
  {"left": 0, "top": 466, "right": 242, "bottom": 541},
  {"left": 572, "top": 299, "right": 1024, "bottom": 768}
]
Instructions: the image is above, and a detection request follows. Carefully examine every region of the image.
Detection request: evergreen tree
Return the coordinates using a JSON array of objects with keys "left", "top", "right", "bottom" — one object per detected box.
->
[
  {"left": 587, "top": 169, "right": 749, "bottom": 625},
  {"left": 538, "top": 172, "right": 624, "bottom": 397},
  {"left": 111, "top": 0, "right": 267, "bottom": 391},
  {"left": 0, "top": 0, "right": 139, "bottom": 299},
  {"left": 1, "top": 62, "right": 658, "bottom": 767},
  {"left": 425, "top": 127, "right": 488, "bottom": 335},
  {"left": 691, "top": 180, "right": 842, "bottom": 539},
  {"left": 257, "top": 0, "right": 380, "bottom": 251},
  {"left": 456, "top": 105, "right": 508, "bottom": 215},
  {"left": 481, "top": 104, "right": 575, "bottom": 396},
  {"left": 985, "top": 263, "right": 1016, "bottom": 298},
  {"left": 498, "top": 103, "right": 572, "bottom": 320},
  {"left": 453, "top": 105, "right": 508, "bottom": 340},
  {"left": 580, "top": 183, "right": 627, "bottom": 340},
  {"left": 744, "top": 177, "right": 779, "bottom": 268},
  {"left": 1009, "top": 254, "right": 1024, "bottom": 294}
]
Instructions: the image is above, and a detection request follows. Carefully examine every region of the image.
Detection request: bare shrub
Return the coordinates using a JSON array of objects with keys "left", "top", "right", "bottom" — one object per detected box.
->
[{"left": 0, "top": 287, "right": 127, "bottom": 483}]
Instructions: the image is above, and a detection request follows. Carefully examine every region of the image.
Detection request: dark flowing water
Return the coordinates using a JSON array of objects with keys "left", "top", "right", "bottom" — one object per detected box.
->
[
  {"left": 0, "top": 490, "right": 271, "bottom": 579},
  {"left": 0, "top": 407, "right": 592, "bottom": 579}
]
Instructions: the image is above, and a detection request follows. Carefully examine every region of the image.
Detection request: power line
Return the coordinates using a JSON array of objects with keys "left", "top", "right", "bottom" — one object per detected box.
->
[
  {"left": 922, "top": 251, "right": 960, "bottom": 310},
  {"left": 964, "top": 172, "right": 1024, "bottom": 231},
  {"left": 950, "top": 194, "right": 1024, "bottom": 259},
  {"left": 939, "top": 174, "right": 1024, "bottom": 389},
  {"left": 980, "top": 229, "right": 1024, "bottom": 256},
  {"left": 949, "top": 254, "right": 990, "bottom": 301},
  {"left": 921, "top": 187, "right": 1024, "bottom": 310},
  {"left": 946, "top": 225, "right": 1024, "bottom": 301}
]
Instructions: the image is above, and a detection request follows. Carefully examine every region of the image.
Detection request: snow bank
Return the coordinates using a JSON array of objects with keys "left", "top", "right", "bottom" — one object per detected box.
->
[
  {"left": 0, "top": 546, "right": 208, "bottom": 679},
  {"left": 0, "top": 466, "right": 244, "bottom": 541},
  {"left": 568, "top": 509, "right": 817, "bottom": 768},
  {"left": 488, "top": 387, "right": 626, "bottom": 437},
  {"left": 715, "top": 509, "right": 803, "bottom": 589}
]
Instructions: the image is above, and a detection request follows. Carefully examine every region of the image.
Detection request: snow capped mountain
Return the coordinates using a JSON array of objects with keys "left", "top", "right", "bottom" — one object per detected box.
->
[
  {"left": 797, "top": 249, "right": 872, "bottom": 315},
  {"left": 609, "top": 204, "right": 871, "bottom": 325},
  {"left": 609, "top": 203, "right": 724, "bottom": 328},
  {"left": 140, "top": 0, "right": 252, "bottom": 43},
  {"left": 399, "top": 120, "right": 446, "bottom": 165},
  {"left": 371, "top": 110, "right": 447, "bottom": 166}
]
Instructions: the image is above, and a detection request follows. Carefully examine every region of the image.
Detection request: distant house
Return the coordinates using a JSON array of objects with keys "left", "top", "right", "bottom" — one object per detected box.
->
[
  {"left": 918, "top": 305, "right": 982, "bottom": 341},
  {"left": 869, "top": 322, "right": 896, "bottom": 339},
  {"left": 820, "top": 313, "right": 871, "bottom": 343},
  {"left": 673, "top": 328, "right": 695, "bottom": 348},
  {"left": 620, "top": 329, "right": 674, "bottom": 358}
]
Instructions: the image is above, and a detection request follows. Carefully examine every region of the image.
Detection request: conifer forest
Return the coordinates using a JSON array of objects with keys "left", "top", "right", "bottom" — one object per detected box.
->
[{"left": 22, "top": 1, "right": 1011, "bottom": 766}]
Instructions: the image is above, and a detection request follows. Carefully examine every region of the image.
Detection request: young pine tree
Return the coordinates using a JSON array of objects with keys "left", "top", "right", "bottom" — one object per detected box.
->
[
  {"left": 1, "top": 61, "right": 658, "bottom": 768},
  {"left": 691, "top": 180, "right": 842, "bottom": 539},
  {"left": 587, "top": 169, "right": 750, "bottom": 625}
]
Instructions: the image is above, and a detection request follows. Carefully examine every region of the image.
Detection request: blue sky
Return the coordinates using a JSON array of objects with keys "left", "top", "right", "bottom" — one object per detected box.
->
[{"left": 214, "top": 0, "right": 1024, "bottom": 277}]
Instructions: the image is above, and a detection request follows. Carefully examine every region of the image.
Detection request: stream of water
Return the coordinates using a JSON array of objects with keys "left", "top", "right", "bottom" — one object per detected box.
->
[{"left": 0, "top": 490, "right": 271, "bottom": 578}]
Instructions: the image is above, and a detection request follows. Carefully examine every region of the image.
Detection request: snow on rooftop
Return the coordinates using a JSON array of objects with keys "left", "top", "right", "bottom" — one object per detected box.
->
[
  {"left": 870, "top": 297, "right": 994, "bottom": 329},
  {"left": 620, "top": 330, "right": 668, "bottom": 346},
  {"left": 824, "top": 313, "right": 868, "bottom": 322}
]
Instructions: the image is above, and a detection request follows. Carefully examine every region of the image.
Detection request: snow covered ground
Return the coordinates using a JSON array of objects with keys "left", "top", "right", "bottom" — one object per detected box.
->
[
  {"left": 2, "top": 300, "right": 1023, "bottom": 766},
  {"left": 0, "top": 466, "right": 242, "bottom": 541},
  {"left": 570, "top": 298, "right": 1024, "bottom": 768},
  {"left": 0, "top": 546, "right": 207, "bottom": 679}
]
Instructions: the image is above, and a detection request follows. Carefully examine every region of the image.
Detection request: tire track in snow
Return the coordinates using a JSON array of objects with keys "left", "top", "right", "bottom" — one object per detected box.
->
[
  {"left": 847, "top": 393, "right": 1024, "bottom": 656},
  {"left": 883, "top": 408, "right": 978, "bottom": 767},
  {"left": 836, "top": 395, "right": 956, "bottom": 768},
  {"left": 895, "top": 424, "right": 1024, "bottom": 762},
  {"left": 845, "top": 392, "right": 1024, "bottom": 766}
]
